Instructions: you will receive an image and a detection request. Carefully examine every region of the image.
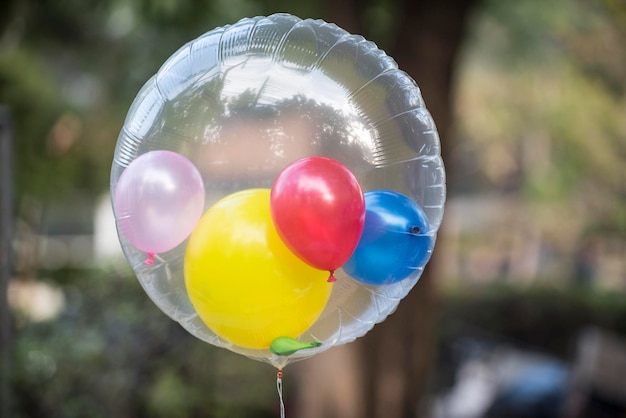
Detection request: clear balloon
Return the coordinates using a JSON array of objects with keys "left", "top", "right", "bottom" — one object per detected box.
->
[
  {"left": 184, "top": 189, "right": 332, "bottom": 349},
  {"left": 113, "top": 150, "right": 205, "bottom": 264},
  {"left": 270, "top": 156, "right": 365, "bottom": 281},
  {"left": 111, "top": 14, "right": 446, "bottom": 366},
  {"left": 342, "top": 190, "right": 434, "bottom": 286}
]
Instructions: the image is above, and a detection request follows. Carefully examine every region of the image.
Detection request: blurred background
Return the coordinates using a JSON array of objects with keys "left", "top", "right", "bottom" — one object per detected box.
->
[{"left": 0, "top": 0, "right": 624, "bottom": 417}]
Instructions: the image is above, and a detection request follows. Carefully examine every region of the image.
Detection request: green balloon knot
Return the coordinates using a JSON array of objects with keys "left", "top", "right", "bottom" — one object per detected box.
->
[{"left": 270, "top": 337, "right": 322, "bottom": 356}]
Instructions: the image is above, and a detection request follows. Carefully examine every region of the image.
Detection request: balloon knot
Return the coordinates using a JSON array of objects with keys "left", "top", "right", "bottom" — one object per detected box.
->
[
  {"left": 409, "top": 225, "right": 421, "bottom": 235},
  {"left": 327, "top": 271, "right": 336, "bottom": 283},
  {"left": 145, "top": 253, "right": 155, "bottom": 266},
  {"left": 277, "top": 369, "right": 283, "bottom": 380}
]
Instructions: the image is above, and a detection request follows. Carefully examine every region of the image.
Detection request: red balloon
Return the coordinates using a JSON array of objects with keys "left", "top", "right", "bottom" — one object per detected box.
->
[{"left": 271, "top": 157, "right": 365, "bottom": 281}]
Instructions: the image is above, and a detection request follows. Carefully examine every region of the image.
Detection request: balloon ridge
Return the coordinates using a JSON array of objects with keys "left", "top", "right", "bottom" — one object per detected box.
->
[{"left": 111, "top": 13, "right": 446, "bottom": 367}]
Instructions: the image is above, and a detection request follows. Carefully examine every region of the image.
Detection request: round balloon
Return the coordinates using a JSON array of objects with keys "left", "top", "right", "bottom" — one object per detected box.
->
[
  {"left": 113, "top": 150, "right": 205, "bottom": 264},
  {"left": 343, "top": 190, "right": 434, "bottom": 285},
  {"left": 111, "top": 13, "right": 445, "bottom": 367},
  {"left": 185, "top": 189, "right": 332, "bottom": 350},
  {"left": 270, "top": 156, "right": 365, "bottom": 281}
]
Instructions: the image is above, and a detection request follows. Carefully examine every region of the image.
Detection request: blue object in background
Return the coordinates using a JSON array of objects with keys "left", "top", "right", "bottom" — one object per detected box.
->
[
  {"left": 484, "top": 361, "right": 570, "bottom": 418},
  {"left": 343, "top": 190, "right": 434, "bottom": 285}
]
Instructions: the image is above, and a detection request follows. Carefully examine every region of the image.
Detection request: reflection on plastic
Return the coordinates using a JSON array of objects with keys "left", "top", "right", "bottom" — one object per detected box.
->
[{"left": 110, "top": 13, "right": 445, "bottom": 367}]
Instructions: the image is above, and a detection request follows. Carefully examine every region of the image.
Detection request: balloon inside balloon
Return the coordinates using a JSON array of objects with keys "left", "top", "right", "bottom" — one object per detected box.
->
[
  {"left": 184, "top": 189, "right": 332, "bottom": 350},
  {"left": 342, "top": 190, "right": 434, "bottom": 286},
  {"left": 113, "top": 150, "right": 205, "bottom": 265},
  {"left": 270, "top": 156, "right": 365, "bottom": 282},
  {"left": 110, "top": 13, "right": 446, "bottom": 366}
]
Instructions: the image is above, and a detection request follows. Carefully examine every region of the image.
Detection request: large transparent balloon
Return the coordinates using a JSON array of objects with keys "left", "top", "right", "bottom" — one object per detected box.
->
[{"left": 111, "top": 13, "right": 445, "bottom": 369}]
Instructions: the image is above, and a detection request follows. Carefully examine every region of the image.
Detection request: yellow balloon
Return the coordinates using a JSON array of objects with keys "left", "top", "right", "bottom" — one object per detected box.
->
[{"left": 185, "top": 189, "right": 332, "bottom": 350}]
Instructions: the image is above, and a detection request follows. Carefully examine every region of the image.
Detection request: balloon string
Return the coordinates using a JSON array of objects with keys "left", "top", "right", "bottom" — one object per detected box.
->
[{"left": 277, "top": 368, "right": 285, "bottom": 418}]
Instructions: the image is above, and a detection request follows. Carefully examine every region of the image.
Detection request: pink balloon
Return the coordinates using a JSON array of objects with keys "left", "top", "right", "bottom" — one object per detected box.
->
[
  {"left": 270, "top": 156, "right": 365, "bottom": 281},
  {"left": 114, "top": 151, "right": 205, "bottom": 264}
]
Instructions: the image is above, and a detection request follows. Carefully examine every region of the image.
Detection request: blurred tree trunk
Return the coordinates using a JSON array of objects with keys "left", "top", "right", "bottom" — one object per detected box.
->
[{"left": 294, "top": 1, "right": 476, "bottom": 417}]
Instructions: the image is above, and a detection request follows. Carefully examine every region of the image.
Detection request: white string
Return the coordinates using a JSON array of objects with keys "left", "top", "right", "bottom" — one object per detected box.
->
[{"left": 277, "top": 369, "right": 285, "bottom": 418}]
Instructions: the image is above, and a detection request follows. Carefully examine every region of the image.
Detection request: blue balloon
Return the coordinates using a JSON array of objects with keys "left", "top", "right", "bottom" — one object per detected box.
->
[{"left": 342, "top": 190, "right": 434, "bottom": 286}]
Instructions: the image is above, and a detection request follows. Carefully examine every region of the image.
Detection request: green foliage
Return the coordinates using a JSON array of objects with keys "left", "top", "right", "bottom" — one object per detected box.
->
[
  {"left": 0, "top": 51, "right": 72, "bottom": 199},
  {"left": 10, "top": 267, "right": 277, "bottom": 418},
  {"left": 454, "top": 0, "right": 626, "bottom": 259},
  {"left": 439, "top": 283, "right": 626, "bottom": 358}
]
